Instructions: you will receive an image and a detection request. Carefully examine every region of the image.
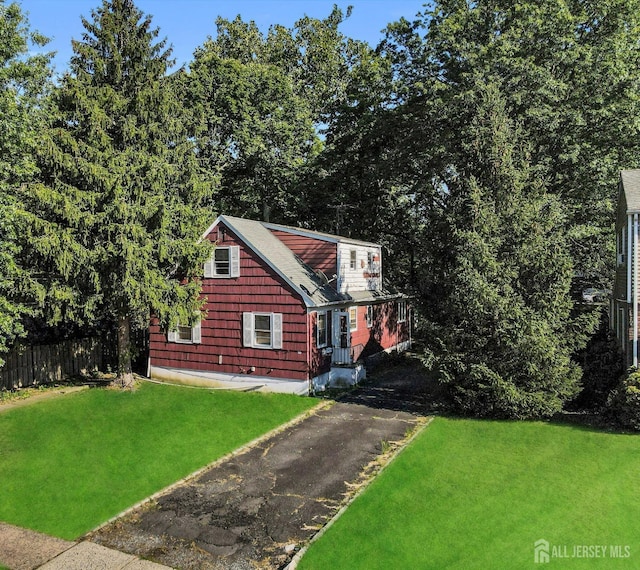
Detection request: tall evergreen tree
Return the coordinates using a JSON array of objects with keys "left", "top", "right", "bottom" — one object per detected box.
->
[
  {"left": 384, "top": 0, "right": 640, "bottom": 289},
  {"left": 0, "top": 1, "right": 51, "bottom": 363},
  {"left": 424, "top": 82, "right": 586, "bottom": 418},
  {"left": 24, "top": 0, "right": 213, "bottom": 386}
]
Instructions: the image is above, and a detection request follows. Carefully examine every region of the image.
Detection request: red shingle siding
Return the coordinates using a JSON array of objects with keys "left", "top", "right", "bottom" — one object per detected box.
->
[
  {"left": 270, "top": 230, "right": 337, "bottom": 278},
  {"left": 309, "top": 311, "right": 332, "bottom": 378},
  {"left": 149, "top": 223, "right": 310, "bottom": 381},
  {"left": 349, "top": 302, "right": 409, "bottom": 358}
]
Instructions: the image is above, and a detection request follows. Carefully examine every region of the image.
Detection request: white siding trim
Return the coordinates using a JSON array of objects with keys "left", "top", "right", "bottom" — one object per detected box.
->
[
  {"left": 628, "top": 216, "right": 632, "bottom": 303},
  {"left": 634, "top": 213, "right": 638, "bottom": 367}
]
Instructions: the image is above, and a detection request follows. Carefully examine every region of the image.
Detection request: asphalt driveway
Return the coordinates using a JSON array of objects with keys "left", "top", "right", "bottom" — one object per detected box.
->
[{"left": 87, "top": 357, "right": 431, "bottom": 569}]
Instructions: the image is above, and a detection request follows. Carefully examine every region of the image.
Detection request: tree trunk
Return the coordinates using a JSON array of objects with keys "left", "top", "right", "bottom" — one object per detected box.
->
[{"left": 114, "top": 313, "right": 135, "bottom": 388}]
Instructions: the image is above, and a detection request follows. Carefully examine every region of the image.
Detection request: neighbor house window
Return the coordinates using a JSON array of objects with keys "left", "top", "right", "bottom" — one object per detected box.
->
[
  {"left": 350, "top": 249, "right": 357, "bottom": 270},
  {"left": 397, "top": 301, "right": 407, "bottom": 323},
  {"left": 366, "top": 305, "right": 374, "bottom": 328},
  {"left": 349, "top": 307, "right": 358, "bottom": 331},
  {"left": 243, "top": 312, "right": 283, "bottom": 349},
  {"left": 205, "top": 246, "right": 240, "bottom": 278},
  {"left": 317, "top": 311, "right": 329, "bottom": 348},
  {"left": 168, "top": 319, "right": 202, "bottom": 344}
]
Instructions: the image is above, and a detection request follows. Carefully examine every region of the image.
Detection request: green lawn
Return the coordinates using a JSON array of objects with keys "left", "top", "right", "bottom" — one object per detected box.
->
[
  {"left": 299, "top": 417, "right": 640, "bottom": 570},
  {"left": 0, "top": 382, "right": 316, "bottom": 540}
]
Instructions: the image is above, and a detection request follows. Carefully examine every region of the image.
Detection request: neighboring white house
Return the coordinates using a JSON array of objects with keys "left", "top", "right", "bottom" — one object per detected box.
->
[{"left": 613, "top": 170, "right": 640, "bottom": 368}]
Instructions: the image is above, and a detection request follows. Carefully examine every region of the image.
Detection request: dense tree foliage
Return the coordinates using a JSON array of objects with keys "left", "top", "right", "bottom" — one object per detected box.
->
[
  {"left": 0, "top": 1, "right": 51, "bottom": 363},
  {"left": 423, "top": 82, "right": 587, "bottom": 418},
  {"left": 182, "top": 7, "right": 376, "bottom": 225},
  {"left": 305, "top": 0, "right": 640, "bottom": 416},
  {"left": 21, "top": 0, "right": 214, "bottom": 385},
  {"left": 4, "top": 0, "right": 639, "bottom": 412}
]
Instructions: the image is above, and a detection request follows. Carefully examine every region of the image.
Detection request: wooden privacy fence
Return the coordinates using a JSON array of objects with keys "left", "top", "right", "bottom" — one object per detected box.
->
[{"left": 0, "top": 337, "right": 114, "bottom": 391}]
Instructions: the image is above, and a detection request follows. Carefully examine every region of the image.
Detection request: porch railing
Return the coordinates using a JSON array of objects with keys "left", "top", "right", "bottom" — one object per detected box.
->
[{"left": 331, "top": 343, "right": 365, "bottom": 366}]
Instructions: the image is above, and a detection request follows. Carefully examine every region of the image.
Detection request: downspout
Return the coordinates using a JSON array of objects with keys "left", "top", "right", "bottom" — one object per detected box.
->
[
  {"left": 307, "top": 312, "right": 312, "bottom": 395},
  {"left": 409, "top": 306, "right": 413, "bottom": 349},
  {"left": 634, "top": 213, "right": 638, "bottom": 368},
  {"left": 628, "top": 214, "right": 633, "bottom": 304}
]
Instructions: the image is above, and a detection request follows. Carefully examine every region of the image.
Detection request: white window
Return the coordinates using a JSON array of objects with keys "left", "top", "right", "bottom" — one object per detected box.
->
[
  {"left": 168, "top": 319, "right": 202, "bottom": 344},
  {"left": 366, "top": 305, "right": 374, "bottom": 328},
  {"left": 618, "top": 229, "right": 626, "bottom": 265},
  {"left": 317, "top": 311, "right": 329, "bottom": 347},
  {"left": 349, "top": 307, "right": 358, "bottom": 331},
  {"left": 205, "top": 246, "right": 240, "bottom": 278},
  {"left": 397, "top": 301, "right": 407, "bottom": 323},
  {"left": 243, "top": 312, "right": 283, "bottom": 349},
  {"left": 350, "top": 250, "right": 357, "bottom": 270}
]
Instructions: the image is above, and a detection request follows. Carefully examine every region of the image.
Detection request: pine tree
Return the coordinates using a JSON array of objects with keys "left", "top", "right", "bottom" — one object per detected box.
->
[
  {"left": 424, "top": 81, "right": 587, "bottom": 418},
  {"left": 0, "top": 1, "right": 52, "bottom": 363},
  {"left": 25, "top": 0, "right": 213, "bottom": 386}
]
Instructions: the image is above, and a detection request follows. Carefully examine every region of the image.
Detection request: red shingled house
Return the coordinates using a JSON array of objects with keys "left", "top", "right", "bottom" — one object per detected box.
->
[{"left": 149, "top": 215, "right": 411, "bottom": 394}]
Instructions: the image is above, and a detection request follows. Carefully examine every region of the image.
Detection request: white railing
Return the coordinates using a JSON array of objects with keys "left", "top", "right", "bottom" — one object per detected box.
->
[{"left": 331, "top": 344, "right": 364, "bottom": 366}]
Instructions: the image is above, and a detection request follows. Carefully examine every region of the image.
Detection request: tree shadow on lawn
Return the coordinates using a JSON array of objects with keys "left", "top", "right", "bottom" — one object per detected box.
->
[{"left": 333, "top": 353, "right": 636, "bottom": 437}]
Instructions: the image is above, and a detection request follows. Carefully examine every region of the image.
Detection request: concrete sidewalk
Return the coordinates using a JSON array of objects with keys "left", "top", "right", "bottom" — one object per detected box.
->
[{"left": 0, "top": 523, "right": 172, "bottom": 570}]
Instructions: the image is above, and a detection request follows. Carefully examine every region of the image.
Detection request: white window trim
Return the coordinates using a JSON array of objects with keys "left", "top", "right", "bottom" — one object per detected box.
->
[
  {"left": 168, "top": 318, "right": 202, "bottom": 344},
  {"left": 397, "top": 301, "right": 407, "bottom": 323},
  {"left": 317, "top": 311, "right": 329, "bottom": 348},
  {"left": 349, "top": 307, "right": 358, "bottom": 332},
  {"left": 205, "top": 245, "right": 240, "bottom": 278},
  {"left": 349, "top": 249, "right": 357, "bottom": 270},
  {"left": 243, "top": 312, "right": 283, "bottom": 350}
]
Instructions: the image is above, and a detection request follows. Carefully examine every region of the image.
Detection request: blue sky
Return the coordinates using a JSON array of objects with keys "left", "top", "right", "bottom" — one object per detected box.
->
[{"left": 19, "top": 0, "right": 428, "bottom": 75}]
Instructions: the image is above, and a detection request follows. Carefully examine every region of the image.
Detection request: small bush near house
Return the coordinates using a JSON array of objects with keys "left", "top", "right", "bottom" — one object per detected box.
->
[
  {"left": 572, "top": 315, "right": 623, "bottom": 410},
  {"left": 606, "top": 369, "right": 640, "bottom": 431}
]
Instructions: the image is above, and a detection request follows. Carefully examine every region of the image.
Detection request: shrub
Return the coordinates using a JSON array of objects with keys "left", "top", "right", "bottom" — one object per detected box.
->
[
  {"left": 572, "top": 315, "right": 623, "bottom": 410},
  {"left": 606, "top": 369, "right": 640, "bottom": 431}
]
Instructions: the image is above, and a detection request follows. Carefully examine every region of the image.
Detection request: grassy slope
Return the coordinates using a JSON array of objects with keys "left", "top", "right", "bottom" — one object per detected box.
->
[
  {"left": 299, "top": 417, "right": 640, "bottom": 569},
  {"left": 0, "top": 382, "right": 316, "bottom": 540}
]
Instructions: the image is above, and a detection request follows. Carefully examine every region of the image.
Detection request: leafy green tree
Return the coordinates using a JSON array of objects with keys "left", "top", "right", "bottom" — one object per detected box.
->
[
  {"left": 0, "top": 1, "right": 51, "bottom": 364},
  {"left": 183, "top": 6, "right": 373, "bottom": 225},
  {"left": 185, "top": 26, "right": 316, "bottom": 221},
  {"left": 24, "top": 0, "right": 213, "bottom": 386}
]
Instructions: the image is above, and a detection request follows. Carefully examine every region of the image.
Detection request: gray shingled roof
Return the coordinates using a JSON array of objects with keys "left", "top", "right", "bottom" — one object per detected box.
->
[
  {"left": 221, "top": 216, "right": 342, "bottom": 307},
  {"left": 621, "top": 170, "right": 640, "bottom": 212},
  {"left": 216, "top": 216, "right": 403, "bottom": 309}
]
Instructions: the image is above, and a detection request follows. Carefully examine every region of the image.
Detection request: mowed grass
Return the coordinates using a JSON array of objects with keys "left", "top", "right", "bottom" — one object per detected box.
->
[
  {"left": 299, "top": 417, "right": 640, "bottom": 570},
  {"left": 0, "top": 382, "right": 316, "bottom": 540}
]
